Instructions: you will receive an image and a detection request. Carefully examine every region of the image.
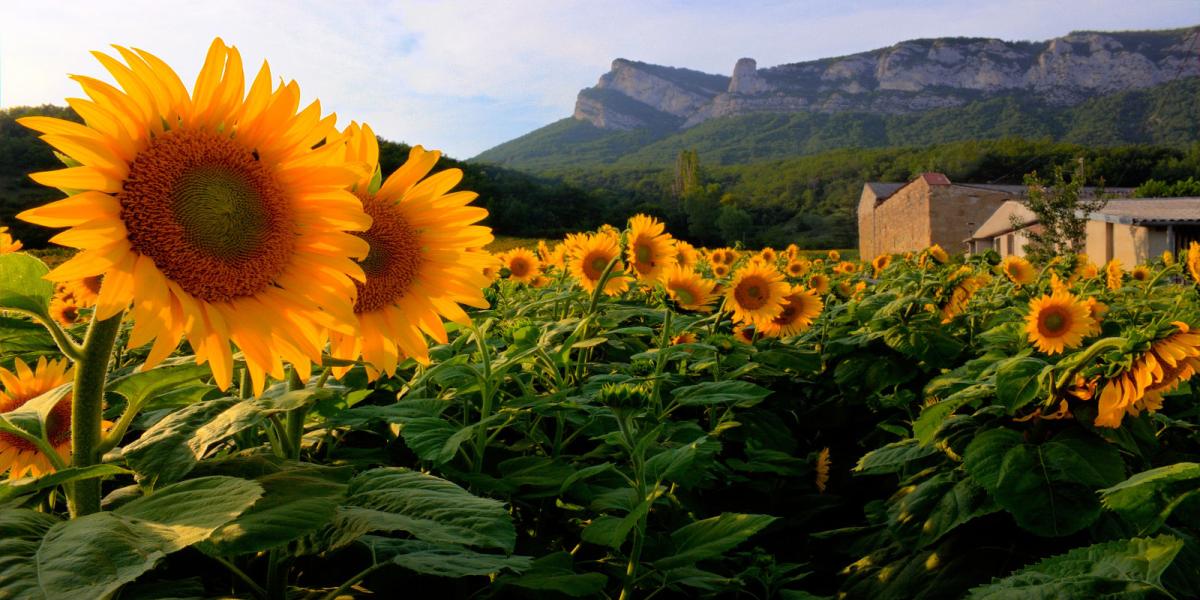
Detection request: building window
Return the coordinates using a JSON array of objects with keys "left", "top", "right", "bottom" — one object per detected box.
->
[{"left": 1105, "top": 222, "right": 1114, "bottom": 262}]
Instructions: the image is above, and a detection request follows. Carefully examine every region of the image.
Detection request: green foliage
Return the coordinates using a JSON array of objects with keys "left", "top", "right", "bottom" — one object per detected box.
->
[
  {"left": 966, "top": 535, "right": 1184, "bottom": 599},
  {"left": 1135, "top": 176, "right": 1200, "bottom": 197},
  {"left": 1019, "top": 158, "right": 1109, "bottom": 261}
]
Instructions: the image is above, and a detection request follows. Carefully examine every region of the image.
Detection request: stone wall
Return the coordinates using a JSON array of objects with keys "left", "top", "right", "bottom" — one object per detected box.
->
[
  {"left": 863, "top": 178, "right": 933, "bottom": 256},
  {"left": 856, "top": 186, "right": 882, "bottom": 257},
  {"left": 928, "top": 186, "right": 1013, "bottom": 254},
  {"left": 1084, "top": 221, "right": 1168, "bottom": 266}
]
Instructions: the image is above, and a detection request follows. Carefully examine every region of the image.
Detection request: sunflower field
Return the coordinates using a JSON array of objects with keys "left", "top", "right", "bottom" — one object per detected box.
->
[{"left": 2, "top": 39, "right": 1200, "bottom": 600}]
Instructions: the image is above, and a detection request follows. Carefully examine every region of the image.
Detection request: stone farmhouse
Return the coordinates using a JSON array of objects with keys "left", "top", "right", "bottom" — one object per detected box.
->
[{"left": 856, "top": 173, "right": 1200, "bottom": 264}]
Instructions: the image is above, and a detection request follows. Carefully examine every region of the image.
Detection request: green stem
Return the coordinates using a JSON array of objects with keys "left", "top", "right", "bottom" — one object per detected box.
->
[
  {"left": 1047, "top": 337, "right": 1127, "bottom": 404},
  {"left": 210, "top": 555, "right": 268, "bottom": 600},
  {"left": 69, "top": 311, "right": 124, "bottom": 517},
  {"left": 321, "top": 562, "right": 391, "bottom": 600},
  {"left": 470, "top": 320, "right": 494, "bottom": 473},
  {"left": 284, "top": 367, "right": 306, "bottom": 460},
  {"left": 15, "top": 308, "right": 83, "bottom": 362}
]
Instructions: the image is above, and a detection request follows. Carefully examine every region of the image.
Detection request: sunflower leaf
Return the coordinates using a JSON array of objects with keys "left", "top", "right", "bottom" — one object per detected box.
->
[{"left": 0, "top": 253, "right": 54, "bottom": 318}]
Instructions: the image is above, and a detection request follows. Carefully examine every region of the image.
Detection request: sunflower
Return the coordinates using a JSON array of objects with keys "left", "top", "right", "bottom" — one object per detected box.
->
[
  {"left": 0, "top": 226, "right": 22, "bottom": 254},
  {"left": 828, "top": 250, "right": 840, "bottom": 261},
  {"left": 1083, "top": 297, "right": 1108, "bottom": 335},
  {"left": 815, "top": 447, "right": 831, "bottom": 493},
  {"left": 529, "top": 274, "right": 550, "bottom": 288},
  {"left": 759, "top": 286, "right": 823, "bottom": 338},
  {"left": 539, "top": 243, "right": 566, "bottom": 272},
  {"left": 1074, "top": 254, "right": 1099, "bottom": 280},
  {"left": 711, "top": 262, "right": 731, "bottom": 278},
  {"left": 871, "top": 254, "right": 892, "bottom": 277},
  {"left": 49, "top": 295, "right": 82, "bottom": 326},
  {"left": 671, "top": 332, "right": 698, "bottom": 345},
  {"left": 940, "top": 268, "right": 989, "bottom": 323},
  {"left": 626, "top": 214, "right": 676, "bottom": 283},
  {"left": 1130, "top": 265, "right": 1151, "bottom": 282},
  {"left": 661, "top": 265, "right": 718, "bottom": 313},
  {"left": 1161, "top": 250, "right": 1175, "bottom": 266},
  {"left": 808, "top": 274, "right": 830, "bottom": 295},
  {"left": 501, "top": 248, "right": 541, "bottom": 284},
  {"left": 0, "top": 358, "right": 73, "bottom": 479},
  {"left": 675, "top": 240, "right": 699, "bottom": 270},
  {"left": 19, "top": 39, "right": 372, "bottom": 394},
  {"left": 835, "top": 261, "right": 858, "bottom": 275},
  {"left": 1188, "top": 242, "right": 1200, "bottom": 284},
  {"left": 709, "top": 247, "right": 737, "bottom": 266},
  {"left": 1000, "top": 256, "right": 1036, "bottom": 286},
  {"left": 477, "top": 249, "right": 501, "bottom": 282},
  {"left": 785, "top": 259, "right": 811, "bottom": 278},
  {"left": 759, "top": 247, "right": 778, "bottom": 264},
  {"left": 1024, "top": 291, "right": 1094, "bottom": 355},
  {"left": 65, "top": 275, "right": 102, "bottom": 308},
  {"left": 1105, "top": 259, "right": 1123, "bottom": 290},
  {"left": 569, "top": 232, "right": 629, "bottom": 296},
  {"left": 733, "top": 323, "right": 757, "bottom": 344},
  {"left": 785, "top": 244, "right": 800, "bottom": 260},
  {"left": 1095, "top": 321, "right": 1200, "bottom": 428},
  {"left": 724, "top": 263, "right": 789, "bottom": 326},
  {"left": 328, "top": 128, "right": 492, "bottom": 379}
]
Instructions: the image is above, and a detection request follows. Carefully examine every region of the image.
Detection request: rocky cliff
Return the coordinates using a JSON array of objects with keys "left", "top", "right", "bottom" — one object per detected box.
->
[{"left": 571, "top": 27, "right": 1200, "bottom": 131}]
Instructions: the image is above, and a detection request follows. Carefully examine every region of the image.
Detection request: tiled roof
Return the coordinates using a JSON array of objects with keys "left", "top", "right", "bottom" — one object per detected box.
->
[
  {"left": 864, "top": 182, "right": 905, "bottom": 199},
  {"left": 1083, "top": 198, "right": 1200, "bottom": 225}
]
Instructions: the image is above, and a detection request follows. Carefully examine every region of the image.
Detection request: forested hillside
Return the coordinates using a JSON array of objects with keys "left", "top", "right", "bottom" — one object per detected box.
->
[{"left": 474, "top": 78, "right": 1200, "bottom": 171}]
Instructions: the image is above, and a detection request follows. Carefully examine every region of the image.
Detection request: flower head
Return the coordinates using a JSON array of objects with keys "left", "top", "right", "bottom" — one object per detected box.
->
[
  {"left": 662, "top": 265, "right": 718, "bottom": 313},
  {"left": 626, "top": 214, "right": 676, "bottom": 282},
  {"left": 0, "top": 358, "right": 73, "bottom": 479},
  {"left": 724, "top": 263, "right": 789, "bottom": 326},
  {"left": 759, "top": 286, "right": 823, "bottom": 338},
  {"left": 500, "top": 248, "right": 541, "bottom": 284},
  {"left": 1024, "top": 291, "right": 1094, "bottom": 354},
  {"left": 1095, "top": 322, "right": 1200, "bottom": 428},
  {"left": 1000, "top": 256, "right": 1036, "bottom": 286}
]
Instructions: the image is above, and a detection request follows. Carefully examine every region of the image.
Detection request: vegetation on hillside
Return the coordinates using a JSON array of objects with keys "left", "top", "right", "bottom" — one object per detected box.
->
[{"left": 474, "top": 78, "right": 1200, "bottom": 170}]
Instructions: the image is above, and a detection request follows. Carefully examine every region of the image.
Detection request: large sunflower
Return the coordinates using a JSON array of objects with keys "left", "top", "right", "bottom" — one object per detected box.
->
[
  {"left": 0, "top": 358, "right": 73, "bottom": 479},
  {"left": 759, "top": 286, "right": 823, "bottom": 338},
  {"left": 724, "top": 263, "right": 789, "bottom": 326},
  {"left": 1024, "top": 291, "right": 1094, "bottom": 355},
  {"left": 1095, "top": 321, "right": 1200, "bottom": 428},
  {"left": 1000, "top": 256, "right": 1036, "bottom": 286},
  {"left": 626, "top": 214, "right": 676, "bottom": 282},
  {"left": 569, "top": 232, "right": 629, "bottom": 296},
  {"left": 661, "top": 265, "right": 718, "bottom": 313},
  {"left": 19, "top": 39, "right": 371, "bottom": 394},
  {"left": 329, "top": 126, "right": 492, "bottom": 379},
  {"left": 675, "top": 240, "right": 699, "bottom": 270}
]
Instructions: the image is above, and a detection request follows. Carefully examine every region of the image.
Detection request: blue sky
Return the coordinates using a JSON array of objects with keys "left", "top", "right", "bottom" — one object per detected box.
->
[{"left": 2, "top": 0, "right": 1196, "bottom": 158}]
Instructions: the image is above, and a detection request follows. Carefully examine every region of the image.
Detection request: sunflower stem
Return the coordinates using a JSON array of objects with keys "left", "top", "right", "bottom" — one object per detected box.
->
[
  {"left": 68, "top": 310, "right": 124, "bottom": 517},
  {"left": 284, "top": 367, "right": 306, "bottom": 460},
  {"left": 15, "top": 309, "right": 84, "bottom": 362}
]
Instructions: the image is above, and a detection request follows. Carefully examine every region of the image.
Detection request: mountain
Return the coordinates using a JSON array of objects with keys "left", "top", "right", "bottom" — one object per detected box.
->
[{"left": 474, "top": 27, "right": 1200, "bottom": 170}]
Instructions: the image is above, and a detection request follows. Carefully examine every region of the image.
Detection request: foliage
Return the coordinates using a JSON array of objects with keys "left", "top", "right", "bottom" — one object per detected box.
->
[{"left": 1018, "top": 158, "right": 1109, "bottom": 261}]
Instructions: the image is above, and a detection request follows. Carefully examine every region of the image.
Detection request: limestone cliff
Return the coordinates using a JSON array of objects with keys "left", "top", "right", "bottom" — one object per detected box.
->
[{"left": 570, "top": 27, "right": 1200, "bottom": 131}]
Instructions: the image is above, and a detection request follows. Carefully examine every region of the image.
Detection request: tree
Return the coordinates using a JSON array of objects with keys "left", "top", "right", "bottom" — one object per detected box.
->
[
  {"left": 716, "top": 205, "right": 753, "bottom": 244},
  {"left": 1017, "top": 158, "right": 1108, "bottom": 262}
]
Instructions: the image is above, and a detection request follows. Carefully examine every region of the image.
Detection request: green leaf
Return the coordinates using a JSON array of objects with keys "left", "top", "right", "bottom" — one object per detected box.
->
[
  {"left": 314, "top": 468, "right": 516, "bottom": 554},
  {"left": 965, "top": 428, "right": 1125, "bottom": 536},
  {"left": 913, "top": 384, "right": 993, "bottom": 445},
  {"left": 581, "top": 497, "right": 652, "bottom": 549},
  {"left": 0, "top": 253, "right": 53, "bottom": 316},
  {"left": 654, "top": 513, "right": 777, "bottom": 570},
  {"left": 0, "top": 509, "right": 59, "bottom": 599},
  {"left": 966, "top": 535, "right": 1184, "bottom": 599},
  {"left": 498, "top": 552, "right": 608, "bottom": 597},
  {"left": 107, "top": 363, "right": 213, "bottom": 411},
  {"left": 1100, "top": 463, "right": 1200, "bottom": 534},
  {"left": 994, "top": 357, "right": 1048, "bottom": 413},
  {"left": 0, "top": 464, "right": 131, "bottom": 504},
  {"left": 122, "top": 398, "right": 239, "bottom": 487},
  {"left": 199, "top": 465, "right": 351, "bottom": 556},
  {"left": 672, "top": 381, "right": 772, "bottom": 407},
  {"left": 854, "top": 438, "right": 941, "bottom": 475},
  {"left": 645, "top": 435, "right": 721, "bottom": 484},
  {"left": 362, "top": 537, "right": 531, "bottom": 578},
  {"left": 35, "top": 477, "right": 261, "bottom": 600},
  {"left": 400, "top": 413, "right": 506, "bottom": 465}
]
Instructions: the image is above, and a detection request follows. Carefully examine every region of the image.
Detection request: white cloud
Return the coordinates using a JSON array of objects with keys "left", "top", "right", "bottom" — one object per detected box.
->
[{"left": 2, "top": 0, "right": 1195, "bottom": 157}]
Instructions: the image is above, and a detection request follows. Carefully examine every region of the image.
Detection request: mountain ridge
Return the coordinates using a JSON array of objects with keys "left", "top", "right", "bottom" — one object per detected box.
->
[{"left": 473, "top": 26, "right": 1200, "bottom": 169}]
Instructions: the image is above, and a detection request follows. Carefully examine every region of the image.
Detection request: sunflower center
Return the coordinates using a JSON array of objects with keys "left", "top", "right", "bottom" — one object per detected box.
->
[
  {"left": 1040, "top": 309, "right": 1069, "bottom": 335},
  {"left": 119, "top": 128, "right": 294, "bottom": 303},
  {"left": 672, "top": 285, "right": 696, "bottom": 305},
  {"left": 635, "top": 243, "right": 652, "bottom": 264},
  {"left": 584, "top": 252, "right": 611, "bottom": 280},
  {"left": 735, "top": 277, "right": 768, "bottom": 310},
  {"left": 354, "top": 193, "right": 424, "bottom": 314},
  {"left": 510, "top": 258, "right": 531, "bottom": 278}
]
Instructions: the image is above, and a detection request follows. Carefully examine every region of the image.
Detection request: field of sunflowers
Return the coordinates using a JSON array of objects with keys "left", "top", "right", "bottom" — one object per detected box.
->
[{"left": 1, "top": 38, "right": 1200, "bottom": 600}]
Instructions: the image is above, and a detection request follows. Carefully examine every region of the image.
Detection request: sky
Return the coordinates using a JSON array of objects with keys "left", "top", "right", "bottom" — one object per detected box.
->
[{"left": 2, "top": 1, "right": 1197, "bottom": 158}]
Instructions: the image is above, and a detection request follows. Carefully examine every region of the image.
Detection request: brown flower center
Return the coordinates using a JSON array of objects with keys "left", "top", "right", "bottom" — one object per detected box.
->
[
  {"left": 353, "top": 193, "right": 423, "bottom": 314},
  {"left": 119, "top": 128, "right": 294, "bottom": 303}
]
